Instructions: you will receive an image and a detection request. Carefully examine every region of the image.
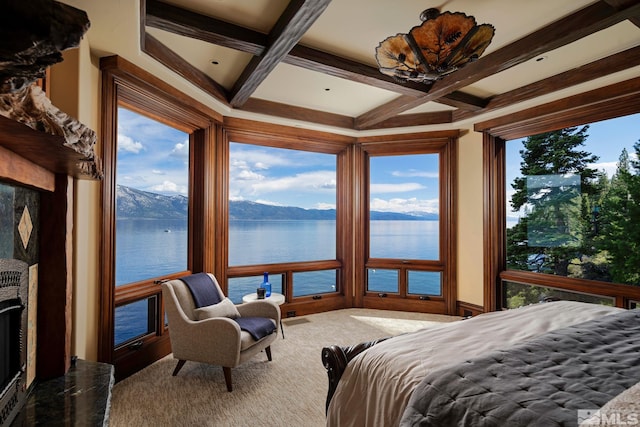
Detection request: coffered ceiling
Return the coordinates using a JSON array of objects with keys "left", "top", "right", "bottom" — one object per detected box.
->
[{"left": 61, "top": 0, "right": 640, "bottom": 134}]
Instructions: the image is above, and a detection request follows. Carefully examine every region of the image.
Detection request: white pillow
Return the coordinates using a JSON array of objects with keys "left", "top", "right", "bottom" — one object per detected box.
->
[{"left": 194, "top": 298, "right": 241, "bottom": 320}]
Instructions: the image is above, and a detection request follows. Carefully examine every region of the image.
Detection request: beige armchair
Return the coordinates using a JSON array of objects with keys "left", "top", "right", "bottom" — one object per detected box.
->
[{"left": 161, "top": 273, "right": 280, "bottom": 391}]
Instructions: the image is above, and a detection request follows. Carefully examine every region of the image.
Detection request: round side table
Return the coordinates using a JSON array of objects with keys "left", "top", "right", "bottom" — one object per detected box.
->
[{"left": 242, "top": 292, "right": 285, "bottom": 338}]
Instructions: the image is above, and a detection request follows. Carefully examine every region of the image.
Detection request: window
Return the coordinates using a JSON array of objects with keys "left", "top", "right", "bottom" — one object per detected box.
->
[
  {"left": 367, "top": 154, "right": 441, "bottom": 295},
  {"left": 503, "top": 115, "right": 640, "bottom": 308},
  {"left": 113, "top": 107, "right": 189, "bottom": 346},
  {"left": 100, "top": 58, "right": 215, "bottom": 379},
  {"left": 360, "top": 135, "right": 457, "bottom": 314},
  {"left": 222, "top": 127, "right": 349, "bottom": 312},
  {"left": 479, "top": 76, "right": 640, "bottom": 312}
]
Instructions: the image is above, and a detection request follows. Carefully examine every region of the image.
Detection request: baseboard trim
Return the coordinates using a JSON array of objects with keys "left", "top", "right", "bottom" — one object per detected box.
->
[{"left": 456, "top": 301, "right": 485, "bottom": 318}]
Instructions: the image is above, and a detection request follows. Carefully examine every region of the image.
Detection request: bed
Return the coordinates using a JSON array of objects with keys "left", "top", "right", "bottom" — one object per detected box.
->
[{"left": 322, "top": 301, "right": 640, "bottom": 427}]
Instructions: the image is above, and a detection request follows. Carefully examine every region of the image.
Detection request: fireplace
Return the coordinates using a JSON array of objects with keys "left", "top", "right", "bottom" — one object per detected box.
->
[{"left": 0, "top": 259, "right": 29, "bottom": 426}]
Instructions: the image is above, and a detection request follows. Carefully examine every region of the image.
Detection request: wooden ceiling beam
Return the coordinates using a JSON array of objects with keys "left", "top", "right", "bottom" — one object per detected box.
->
[
  {"left": 144, "top": 0, "right": 484, "bottom": 110},
  {"left": 240, "top": 98, "right": 355, "bottom": 129},
  {"left": 285, "top": 45, "right": 484, "bottom": 109},
  {"left": 228, "top": 0, "right": 332, "bottom": 107},
  {"left": 454, "top": 45, "right": 640, "bottom": 122},
  {"left": 603, "top": 0, "right": 640, "bottom": 28},
  {"left": 142, "top": 33, "right": 229, "bottom": 105},
  {"left": 359, "top": 111, "right": 453, "bottom": 130},
  {"left": 475, "top": 76, "right": 640, "bottom": 139},
  {"left": 355, "top": 0, "right": 640, "bottom": 129},
  {"left": 145, "top": 0, "right": 266, "bottom": 55},
  {"left": 435, "top": 91, "right": 488, "bottom": 111}
]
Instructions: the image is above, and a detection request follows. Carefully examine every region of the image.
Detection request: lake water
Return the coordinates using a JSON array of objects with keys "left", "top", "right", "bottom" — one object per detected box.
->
[{"left": 114, "top": 219, "right": 440, "bottom": 345}]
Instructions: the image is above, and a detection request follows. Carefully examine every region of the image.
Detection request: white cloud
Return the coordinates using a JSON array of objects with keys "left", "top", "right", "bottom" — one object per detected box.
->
[
  {"left": 255, "top": 199, "right": 284, "bottom": 206},
  {"left": 251, "top": 170, "right": 336, "bottom": 193},
  {"left": 117, "top": 133, "right": 144, "bottom": 153},
  {"left": 591, "top": 161, "right": 618, "bottom": 178},
  {"left": 152, "top": 170, "right": 165, "bottom": 175},
  {"left": 314, "top": 202, "right": 336, "bottom": 210},
  {"left": 231, "top": 149, "right": 290, "bottom": 169},
  {"left": 370, "top": 183, "right": 424, "bottom": 193},
  {"left": 370, "top": 197, "right": 438, "bottom": 213},
  {"left": 120, "top": 175, "right": 146, "bottom": 183},
  {"left": 236, "top": 170, "right": 264, "bottom": 181},
  {"left": 170, "top": 141, "right": 189, "bottom": 158},
  {"left": 592, "top": 153, "right": 640, "bottom": 178},
  {"left": 151, "top": 180, "right": 187, "bottom": 195},
  {"left": 392, "top": 170, "right": 438, "bottom": 178}
]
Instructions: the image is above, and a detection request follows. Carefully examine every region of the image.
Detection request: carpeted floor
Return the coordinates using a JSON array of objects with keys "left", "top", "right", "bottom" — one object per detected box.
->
[{"left": 108, "top": 308, "right": 460, "bottom": 427}]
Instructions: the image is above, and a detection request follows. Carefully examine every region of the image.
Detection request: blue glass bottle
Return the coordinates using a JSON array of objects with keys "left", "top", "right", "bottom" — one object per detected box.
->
[{"left": 260, "top": 272, "right": 271, "bottom": 297}]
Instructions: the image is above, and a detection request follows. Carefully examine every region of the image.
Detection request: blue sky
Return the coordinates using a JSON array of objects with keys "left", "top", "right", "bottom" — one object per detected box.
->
[
  {"left": 369, "top": 154, "right": 439, "bottom": 214},
  {"left": 117, "top": 106, "right": 637, "bottom": 216},
  {"left": 118, "top": 104, "right": 441, "bottom": 214},
  {"left": 506, "top": 112, "right": 639, "bottom": 223},
  {"left": 229, "top": 144, "right": 440, "bottom": 213},
  {"left": 117, "top": 107, "right": 190, "bottom": 195},
  {"left": 229, "top": 142, "right": 337, "bottom": 209}
]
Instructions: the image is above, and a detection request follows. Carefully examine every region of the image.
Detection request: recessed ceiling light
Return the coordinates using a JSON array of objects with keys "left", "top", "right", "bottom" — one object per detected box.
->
[
  {"left": 211, "top": 60, "right": 220, "bottom": 65},
  {"left": 324, "top": 88, "right": 331, "bottom": 91},
  {"left": 535, "top": 56, "right": 547, "bottom": 62}
]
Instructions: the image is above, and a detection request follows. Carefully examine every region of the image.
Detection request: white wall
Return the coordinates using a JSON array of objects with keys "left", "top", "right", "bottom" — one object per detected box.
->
[
  {"left": 50, "top": 41, "right": 101, "bottom": 361},
  {"left": 456, "top": 131, "right": 485, "bottom": 306}
]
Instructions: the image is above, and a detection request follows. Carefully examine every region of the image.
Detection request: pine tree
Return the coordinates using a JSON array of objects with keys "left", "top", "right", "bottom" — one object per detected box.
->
[
  {"left": 599, "top": 144, "right": 640, "bottom": 285},
  {"left": 508, "top": 126, "right": 601, "bottom": 277}
]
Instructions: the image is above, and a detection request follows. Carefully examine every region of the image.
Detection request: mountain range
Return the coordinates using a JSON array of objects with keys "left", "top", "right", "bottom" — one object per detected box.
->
[{"left": 116, "top": 185, "right": 437, "bottom": 221}]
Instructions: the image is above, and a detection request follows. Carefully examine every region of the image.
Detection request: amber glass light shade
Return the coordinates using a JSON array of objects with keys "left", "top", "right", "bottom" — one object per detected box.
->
[{"left": 375, "top": 9, "right": 495, "bottom": 84}]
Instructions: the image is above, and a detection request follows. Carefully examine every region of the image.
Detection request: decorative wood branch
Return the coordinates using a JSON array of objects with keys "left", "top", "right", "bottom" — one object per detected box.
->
[
  {"left": 0, "top": 0, "right": 90, "bottom": 93},
  {"left": 0, "top": 0, "right": 101, "bottom": 180},
  {"left": 0, "top": 85, "right": 101, "bottom": 179}
]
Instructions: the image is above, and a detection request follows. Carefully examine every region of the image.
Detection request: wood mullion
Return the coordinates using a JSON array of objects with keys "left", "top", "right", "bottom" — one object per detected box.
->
[
  {"left": 482, "top": 133, "right": 505, "bottom": 313},
  {"left": 500, "top": 270, "right": 640, "bottom": 301},
  {"left": 228, "top": 260, "right": 342, "bottom": 277},
  {"left": 214, "top": 125, "right": 229, "bottom": 288},
  {"left": 352, "top": 144, "right": 366, "bottom": 307}
]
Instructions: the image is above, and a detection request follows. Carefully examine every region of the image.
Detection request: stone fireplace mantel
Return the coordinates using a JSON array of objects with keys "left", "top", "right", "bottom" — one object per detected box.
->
[{"left": 0, "top": 2, "right": 111, "bottom": 425}]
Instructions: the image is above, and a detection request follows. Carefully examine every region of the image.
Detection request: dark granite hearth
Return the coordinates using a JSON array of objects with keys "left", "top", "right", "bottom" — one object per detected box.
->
[{"left": 12, "top": 359, "right": 114, "bottom": 426}]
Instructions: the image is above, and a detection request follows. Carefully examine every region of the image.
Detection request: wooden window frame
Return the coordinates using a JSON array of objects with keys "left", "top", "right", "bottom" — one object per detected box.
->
[
  {"left": 477, "top": 76, "right": 640, "bottom": 312},
  {"left": 99, "top": 56, "right": 219, "bottom": 378},
  {"left": 357, "top": 131, "right": 459, "bottom": 315},
  {"left": 218, "top": 118, "right": 353, "bottom": 316}
]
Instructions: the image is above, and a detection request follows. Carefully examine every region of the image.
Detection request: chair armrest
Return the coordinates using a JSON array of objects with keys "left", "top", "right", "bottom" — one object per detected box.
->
[{"left": 237, "top": 301, "right": 281, "bottom": 322}]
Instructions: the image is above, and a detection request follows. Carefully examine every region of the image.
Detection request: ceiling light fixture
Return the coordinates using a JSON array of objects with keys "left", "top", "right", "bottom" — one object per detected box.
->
[{"left": 375, "top": 8, "right": 495, "bottom": 84}]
